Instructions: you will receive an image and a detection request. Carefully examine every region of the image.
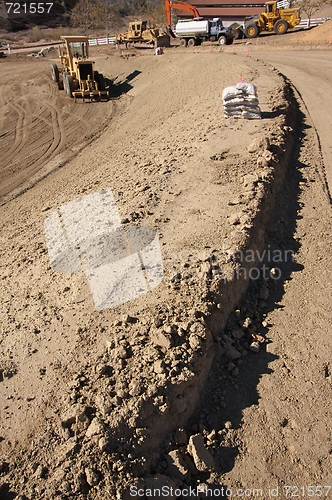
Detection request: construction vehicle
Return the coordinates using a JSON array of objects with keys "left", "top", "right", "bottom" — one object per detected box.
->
[
  {"left": 175, "top": 17, "right": 233, "bottom": 45},
  {"left": 50, "top": 36, "right": 109, "bottom": 100},
  {"left": 165, "top": 0, "right": 200, "bottom": 37},
  {"left": 165, "top": 0, "right": 233, "bottom": 45},
  {"left": 244, "top": 0, "right": 300, "bottom": 38},
  {"left": 115, "top": 20, "right": 170, "bottom": 46}
]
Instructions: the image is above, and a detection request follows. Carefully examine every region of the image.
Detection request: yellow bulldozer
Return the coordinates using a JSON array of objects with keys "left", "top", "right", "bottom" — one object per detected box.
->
[
  {"left": 50, "top": 36, "right": 109, "bottom": 100},
  {"left": 116, "top": 20, "right": 170, "bottom": 47},
  {"left": 244, "top": 1, "right": 301, "bottom": 38}
]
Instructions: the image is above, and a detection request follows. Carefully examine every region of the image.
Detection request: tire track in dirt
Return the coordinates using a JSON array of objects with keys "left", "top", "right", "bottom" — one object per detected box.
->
[
  {"left": 1, "top": 101, "right": 31, "bottom": 165},
  {"left": 0, "top": 89, "right": 9, "bottom": 137},
  {"left": 33, "top": 100, "right": 66, "bottom": 167},
  {"left": 0, "top": 61, "right": 114, "bottom": 204}
]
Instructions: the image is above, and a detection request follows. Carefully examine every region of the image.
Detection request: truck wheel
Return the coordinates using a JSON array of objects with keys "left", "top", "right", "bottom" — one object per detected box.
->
[
  {"left": 64, "top": 74, "right": 74, "bottom": 98},
  {"left": 226, "top": 37, "right": 233, "bottom": 45},
  {"left": 62, "top": 72, "right": 68, "bottom": 93},
  {"left": 180, "top": 38, "right": 187, "bottom": 47},
  {"left": 244, "top": 22, "right": 260, "bottom": 38},
  {"left": 218, "top": 36, "right": 227, "bottom": 45},
  {"left": 187, "top": 38, "right": 196, "bottom": 47},
  {"left": 274, "top": 19, "right": 288, "bottom": 34},
  {"left": 51, "top": 63, "right": 59, "bottom": 82}
]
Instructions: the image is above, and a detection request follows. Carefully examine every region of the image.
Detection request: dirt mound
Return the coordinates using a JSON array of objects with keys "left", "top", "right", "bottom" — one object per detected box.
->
[{"left": 292, "top": 18, "right": 332, "bottom": 44}]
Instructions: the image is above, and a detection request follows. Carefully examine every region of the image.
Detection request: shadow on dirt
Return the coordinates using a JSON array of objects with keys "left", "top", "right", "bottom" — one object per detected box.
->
[
  {"left": 181, "top": 98, "right": 310, "bottom": 488},
  {"left": 108, "top": 70, "right": 142, "bottom": 98},
  {"left": 261, "top": 108, "right": 287, "bottom": 119}
]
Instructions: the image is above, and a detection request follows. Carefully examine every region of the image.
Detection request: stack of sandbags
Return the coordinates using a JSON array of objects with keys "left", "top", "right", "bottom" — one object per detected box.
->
[{"left": 223, "top": 82, "right": 261, "bottom": 119}]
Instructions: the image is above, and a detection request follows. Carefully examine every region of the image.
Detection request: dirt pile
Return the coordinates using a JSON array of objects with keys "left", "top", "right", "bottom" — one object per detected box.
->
[{"left": 290, "top": 18, "right": 332, "bottom": 44}]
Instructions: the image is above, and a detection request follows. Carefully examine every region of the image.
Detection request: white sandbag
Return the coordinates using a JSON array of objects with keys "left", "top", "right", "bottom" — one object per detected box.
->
[
  {"left": 243, "top": 97, "right": 259, "bottom": 106},
  {"left": 242, "top": 105, "right": 261, "bottom": 114},
  {"left": 222, "top": 86, "right": 244, "bottom": 101},
  {"left": 224, "top": 110, "right": 243, "bottom": 118},
  {"left": 242, "top": 110, "right": 261, "bottom": 120},
  {"left": 236, "top": 82, "right": 257, "bottom": 96},
  {"left": 223, "top": 97, "right": 245, "bottom": 107},
  {"left": 223, "top": 105, "right": 242, "bottom": 112}
]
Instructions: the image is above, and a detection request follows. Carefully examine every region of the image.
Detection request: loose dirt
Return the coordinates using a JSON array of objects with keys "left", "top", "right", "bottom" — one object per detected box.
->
[
  {"left": 291, "top": 18, "right": 332, "bottom": 44},
  {"left": 0, "top": 35, "right": 331, "bottom": 500}
]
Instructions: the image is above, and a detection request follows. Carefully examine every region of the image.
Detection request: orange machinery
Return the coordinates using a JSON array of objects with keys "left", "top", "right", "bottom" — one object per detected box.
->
[{"left": 165, "top": 0, "right": 200, "bottom": 30}]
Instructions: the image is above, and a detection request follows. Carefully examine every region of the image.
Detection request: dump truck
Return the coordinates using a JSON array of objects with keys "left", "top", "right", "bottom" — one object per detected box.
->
[
  {"left": 115, "top": 20, "right": 170, "bottom": 46},
  {"left": 243, "top": 0, "right": 300, "bottom": 38},
  {"left": 50, "top": 36, "right": 109, "bottom": 100},
  {"left": 175, "top": 17, "right": 234, "bottom": 45}
]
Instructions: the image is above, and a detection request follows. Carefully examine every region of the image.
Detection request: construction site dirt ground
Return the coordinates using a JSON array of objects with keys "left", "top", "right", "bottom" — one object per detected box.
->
[{"left": 0, "top": 26, "right": 332, "bottom": 500}]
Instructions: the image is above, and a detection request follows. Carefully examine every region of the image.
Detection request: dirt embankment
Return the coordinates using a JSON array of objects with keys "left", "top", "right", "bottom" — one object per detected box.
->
[
  {"left": 289, "top": 18, "right": 332, "bottom": 44},
  {"left": 0, "top": 46, "right": 304, "bottom": 499}
]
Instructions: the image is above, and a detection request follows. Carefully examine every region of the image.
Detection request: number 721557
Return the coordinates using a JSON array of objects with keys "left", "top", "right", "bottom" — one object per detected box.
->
[
  {"left": 6, "top": 3, "right": 53, "bottom": 14},
  {"left": 284, "top": 486, "right": 331, "bottom": 497}
]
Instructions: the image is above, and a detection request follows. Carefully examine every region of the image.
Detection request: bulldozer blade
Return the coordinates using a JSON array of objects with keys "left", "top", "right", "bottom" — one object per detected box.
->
[{"left": 156, "top": 34, "right": 171, "bottom": 47}]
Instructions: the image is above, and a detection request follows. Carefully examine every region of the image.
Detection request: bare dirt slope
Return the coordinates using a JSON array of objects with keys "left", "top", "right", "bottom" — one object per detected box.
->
[
  {"left": 291, "top": 18, "right": 332, "bottom": 44},
  {"left": 0, "top": 39, "right": 332, "bottom": 499}
]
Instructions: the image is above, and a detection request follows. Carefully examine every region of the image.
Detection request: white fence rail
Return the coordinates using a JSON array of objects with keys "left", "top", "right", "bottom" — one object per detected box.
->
[
  {"left": 297, "top": 17, "right": 332, "bottom": 28},
  {"left": 88, "top": 37, "right": 116, "bottom": 46}
]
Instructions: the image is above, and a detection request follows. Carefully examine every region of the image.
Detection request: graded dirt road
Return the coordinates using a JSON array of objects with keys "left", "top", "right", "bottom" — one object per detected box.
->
[
  {"left": 0, "top": 30, "right": 332, "bottom": 500},
  {"left": 253, "top": 50, "right": 332, "bottom": 197}
]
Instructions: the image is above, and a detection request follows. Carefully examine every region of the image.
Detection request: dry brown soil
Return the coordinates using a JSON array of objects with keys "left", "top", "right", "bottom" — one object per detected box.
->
[{"left": 0, "top": 25, "right": 332, "bottom": 500}]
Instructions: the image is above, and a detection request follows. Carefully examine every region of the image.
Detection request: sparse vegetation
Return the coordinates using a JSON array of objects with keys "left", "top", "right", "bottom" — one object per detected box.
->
[
  {"left": 294, "top": 0, "right": 332, "bottom": 23},
  {"left": 70, "top": 0, "right": 165, "bottom": 34},
  {"left": 27, "top": 26, "right": 44, "bottom": 42}
]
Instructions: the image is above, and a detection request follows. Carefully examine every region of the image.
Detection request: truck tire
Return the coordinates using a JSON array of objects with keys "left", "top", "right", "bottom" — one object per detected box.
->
[
  {"left": 226, "top": 37, "right": 233, "bottom": 45},
  {"left": 64, "top": 74, "right": 74, "bottom": 98},
  {"left": 274, "top": 19, "right": 288, "bottom": 34},
  {"left": 218, "top": 35, "right": 227, "bottom": 45},
  {"left": 62, "top": 72, "right": 68, "bottom": 93},
  {"left": 187, "top": 38, "right": 196, "bottom": 47},
  {"left": 51, "top": 63, "right": 59, "bottom": 82},
  {"left": 180, "top": 38, "right": 187, "bottom": 47},
  {"left": 244, "top": 22, "right": 260, "bottom": 38}
]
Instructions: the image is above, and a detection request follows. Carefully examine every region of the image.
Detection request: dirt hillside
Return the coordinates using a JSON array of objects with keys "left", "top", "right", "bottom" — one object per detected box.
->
[{"left": 291, "top": 18, "right": 332, "bottom": 43}]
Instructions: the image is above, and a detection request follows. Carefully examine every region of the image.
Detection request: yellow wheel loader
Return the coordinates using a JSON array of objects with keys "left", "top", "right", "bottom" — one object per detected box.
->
[
  {"left": 116, "top": 20, "right": 170, "bottom": 47},
  {"left": 244, "top": 1, "right": 300, "bottom": 38},
  {"left": 51, "top": 36, "right": 109, "bottom": 100}
]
